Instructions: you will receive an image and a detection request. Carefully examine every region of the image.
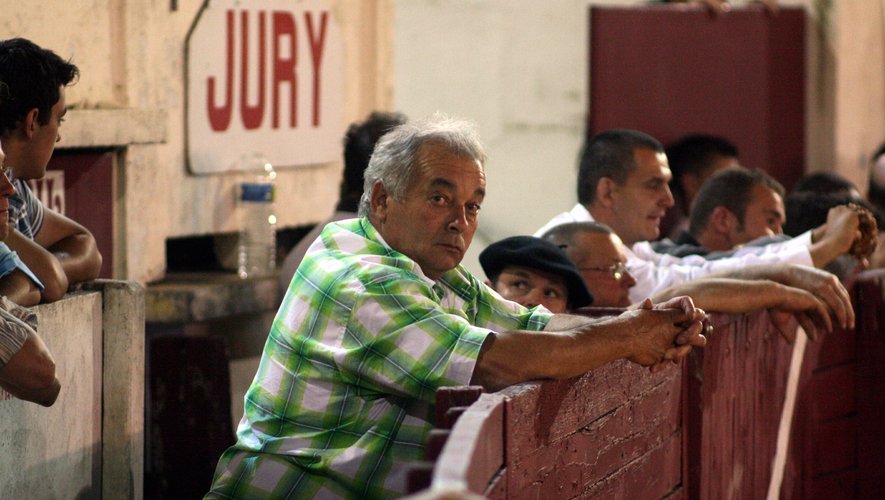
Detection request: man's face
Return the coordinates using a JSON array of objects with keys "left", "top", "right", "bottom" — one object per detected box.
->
[
  {"left": 372, "top": 144, "right": 485, "bottom": 280},
  {"left": 728, "top": 184, "right": 785, "bottom": 246},
  {"left": 608, "top": 148, "right": 674, "bottom": 246},
  {"left": 492, "top": 265, "right": 569, "bottom": 313},
  {"left": 16, "top": 86, "right": 66, "bottom": 180},
  {"left": 565, "top": 231, "right": 635, "bottom": 308},
  {"left": 0, "top": 144, "right": 16, "bottom": 240}
]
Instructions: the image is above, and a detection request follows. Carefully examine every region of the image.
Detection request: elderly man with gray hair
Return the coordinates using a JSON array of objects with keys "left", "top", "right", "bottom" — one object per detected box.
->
[{"left": 207, "top": 114, "right": 707, "bottom": 498}]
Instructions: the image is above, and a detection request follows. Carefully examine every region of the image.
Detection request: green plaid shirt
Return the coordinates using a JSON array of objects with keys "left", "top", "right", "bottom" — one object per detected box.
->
[{"left": 208, "top": 218, "right": 552, "bottom": 499}]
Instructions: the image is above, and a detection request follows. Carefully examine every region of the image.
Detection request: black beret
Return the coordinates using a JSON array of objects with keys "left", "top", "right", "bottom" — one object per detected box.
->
[{"left": 479, "top": 235, "right": 593, "bottom": 309}]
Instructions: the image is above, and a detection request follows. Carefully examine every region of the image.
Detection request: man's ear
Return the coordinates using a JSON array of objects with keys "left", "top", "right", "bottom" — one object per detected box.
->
[
  {"left": 22, "top": 108, "right": 40, "bottom": 139},
  {"left": 709, "top": 206, "right": 736, "bottom": 233},
  {"left": 596, "top": 177, "right": 618, "bottom": 209},
  {"left": 369, "top": 182, "right": 390, "bottom": 223}
]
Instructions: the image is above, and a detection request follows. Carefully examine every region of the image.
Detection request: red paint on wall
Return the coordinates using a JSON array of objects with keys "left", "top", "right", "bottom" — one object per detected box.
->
[
  {"left": 588, "top": 5, "right": 806, "bottom": 190},
  {"left": 46, "top": 150, "right": 114, "bottom": 279}
]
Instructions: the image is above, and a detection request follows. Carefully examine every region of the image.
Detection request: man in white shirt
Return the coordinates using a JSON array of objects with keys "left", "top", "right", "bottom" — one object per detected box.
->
[{"left": 536, "top": 129, "right": 860, "bottom": 327}]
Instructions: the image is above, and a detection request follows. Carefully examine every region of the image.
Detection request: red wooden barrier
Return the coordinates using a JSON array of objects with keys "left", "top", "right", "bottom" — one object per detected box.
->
[
  {"left": 684, "top": 311, "right": 795, "bottom": 499},
  {"left": 783, "top": 270, "right": 885, "bottom": 499},
  {"left": 408, "top": 273, "right": 885, "bottom": 499}
]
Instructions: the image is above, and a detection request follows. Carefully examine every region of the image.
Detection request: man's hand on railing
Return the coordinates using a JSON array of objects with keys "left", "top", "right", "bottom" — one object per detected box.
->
[
  {"left": 723, "top": 264, "right": 855, "bottom": 331},
  {"left": 775, "top": 265, "right": 854, "bottom": 331},
  {"left": 472, "top": 297, "right": 709, "bottom": 390},
  {"left": 628, "top": 297, "right": 708, "bottom": 372},
  {"left": 765, "top": 284, "right": 833, "bottom": 342}
]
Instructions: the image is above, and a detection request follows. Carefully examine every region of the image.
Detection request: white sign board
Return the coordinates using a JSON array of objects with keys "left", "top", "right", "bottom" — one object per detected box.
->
[{"left": 186, "top": 0, "right": 343, "bottom": 174}]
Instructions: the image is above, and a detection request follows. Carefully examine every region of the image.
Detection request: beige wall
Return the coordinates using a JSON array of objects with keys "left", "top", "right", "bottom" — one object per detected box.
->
[
  {"left": 1, "top": 1, "right": 882, "bottom": 282},
  {"left": 0, "top": 0, "right": 393, "bottom": 283},
  {"left": 393, "top": 0, "right": 885, "bottom": 276}
]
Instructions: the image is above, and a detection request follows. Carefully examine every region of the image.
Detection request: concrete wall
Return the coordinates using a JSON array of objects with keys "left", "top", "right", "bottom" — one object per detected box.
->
[
  {"left": 0, "top": 282, "right": 144, "bottom": 499},
  {"left": 0, "top": 293, "right": 102, "bottom": 499},
  {"left": 393, "top": 0, "right": 885, "bottom": 276},
  {"left": 0, "top": 0, "right": 394, "bottom": 283}
]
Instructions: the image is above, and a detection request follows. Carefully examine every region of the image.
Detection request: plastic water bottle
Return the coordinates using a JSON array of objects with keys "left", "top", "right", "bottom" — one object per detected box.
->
[{"left": 237, "top": 158, "right": 277, "bottom": 279}]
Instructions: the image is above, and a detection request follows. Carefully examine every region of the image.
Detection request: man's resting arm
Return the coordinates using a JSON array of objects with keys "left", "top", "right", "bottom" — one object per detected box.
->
[{"left": 470, "top": 299, "right": 706, "bottom": 392}]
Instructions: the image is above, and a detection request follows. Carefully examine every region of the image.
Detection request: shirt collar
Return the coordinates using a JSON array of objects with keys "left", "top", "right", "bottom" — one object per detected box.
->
[{"left": 358, "top": 217, "right": 475, "bottom": 296}]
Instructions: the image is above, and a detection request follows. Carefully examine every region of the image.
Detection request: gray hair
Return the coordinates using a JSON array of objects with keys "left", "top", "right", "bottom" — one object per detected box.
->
[
  {"left": 357, "top": 113, "right": 486, "bottom": 217},
  {"left": 541, "top": 221, "right": 613, "bottom": 245}
]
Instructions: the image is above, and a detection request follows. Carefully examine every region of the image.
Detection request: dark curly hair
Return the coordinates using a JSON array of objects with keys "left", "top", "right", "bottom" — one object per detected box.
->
[{"left": 0, "top": 38, "right": 78, "bottom": 135}]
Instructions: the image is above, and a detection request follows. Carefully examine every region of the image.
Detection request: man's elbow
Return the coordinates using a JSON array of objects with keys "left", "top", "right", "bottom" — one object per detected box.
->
[
  {"left": 40, "top": 275, "right": 69, "bottom": 303},
  {"left": 19, "top": 360, "right": 61, "bottom": 407},
  {"left": 85, "top": 250, "right": 103, "bottom": 281},
  {"left": 79, "top": 233, "right": 103, "bottom": 281},
  {"left": 31, "top": 377, "right": 61, "bottom": 407}
]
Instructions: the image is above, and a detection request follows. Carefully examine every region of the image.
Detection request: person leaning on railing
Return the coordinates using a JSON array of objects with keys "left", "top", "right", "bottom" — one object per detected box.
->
[
  {"left": 206, "top": 115, "right": 708, "bottom": 499},
  {"left": 0, "top": 118, "right": 59, "bottom": 407},
  {"left": 0, "top": 38, "right": 102, "bottom": 303}
]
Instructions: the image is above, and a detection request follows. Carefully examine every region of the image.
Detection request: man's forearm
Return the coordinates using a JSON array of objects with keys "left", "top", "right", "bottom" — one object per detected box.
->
[
  {"left": 47, "top": 233, "right": 102, "bottom": 285},
  {"left": 470, "top": 318, "right": 633, "bottom": 392},
  {"left": 0, "top": 335, "right": 61, "bottom": 407},
  {"left": 0, "top": 376, "right": 61, "bottom": 407},
  {"left": 808, "top": 239, "right": 843, "bottom": 268},
  {"left": 3, "top": 229, "right": 68, "bottom": 301},
  {"left": 0, "top": 270, "right": 42, "bottom": 306},
  {"left": 653, "top": 279, "right": 784, "bottom": 314},
  {"left": 699, "top": 264, "right": 787, "bottom": 283}
]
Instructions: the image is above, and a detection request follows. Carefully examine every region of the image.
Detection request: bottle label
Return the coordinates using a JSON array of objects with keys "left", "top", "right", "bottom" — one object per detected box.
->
[{"left": 240, "top": 183, "right": 274, "bottom": 202}]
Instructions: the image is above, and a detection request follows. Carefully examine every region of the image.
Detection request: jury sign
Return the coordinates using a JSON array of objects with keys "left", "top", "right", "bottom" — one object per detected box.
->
[{"left": 186, "top": 0, "right": 343, "bottom": 174}]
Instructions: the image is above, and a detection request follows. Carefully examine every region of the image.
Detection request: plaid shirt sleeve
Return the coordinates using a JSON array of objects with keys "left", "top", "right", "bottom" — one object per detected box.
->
[{"left": 337, "top": 280, "right": 492, "bottom": 403}]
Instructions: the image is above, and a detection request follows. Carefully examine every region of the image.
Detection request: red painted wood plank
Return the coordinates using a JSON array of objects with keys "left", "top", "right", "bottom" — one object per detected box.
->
[
  {"left": 813, "top": 325, "right": 856, "bottom": 369},
  {"left": 812, "top": 417, "right": 857, "bottom": 475},
  {"left": 504, "top": 374, "right": 681, "bottom": 496},
  {"left": 809, "top": 364, "right": 856, "bottom": 422},
  {"left": 435, "top": 386, "right": 483, "bottom": 428},
  {"left": 433, "top": 393, "right": 505, "bottom": 494},
  {"left": 483, "top": 468, "right": 506, "bottom": 499},
  {"left": 502, "top": 359, "right": 680, "bottom": 461},
  {"left": 810, "top": 469, "right": 858, "bottom": 499},
  {"left": 581, "top": 431, "right": 683, "bottom": 498},
  {"left": 854, "top": 274, "right": 885, "bottom": 499},
  {"left": 806, "top": 470, "right": 856, "bottom": 500},
  {"left": 688, "top": 311, "right": 796, "bottom": 499}
]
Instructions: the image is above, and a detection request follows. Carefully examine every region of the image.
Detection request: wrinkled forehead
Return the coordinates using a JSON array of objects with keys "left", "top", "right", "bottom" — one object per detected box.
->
[
  {"left": 416, "top": 141, "right": 484, "bottom": 169},
  {"left": 750, "top": 183, "right": 785, "bottom": 207},
  {"left": 626, "top": 147, "right": 670, "bottom": 181},
  {"left": 410, "top": 143, "right": 486, "bottom": 188},
  {"left": 570, "top": 231, "right": 623, "bottom": 261}
]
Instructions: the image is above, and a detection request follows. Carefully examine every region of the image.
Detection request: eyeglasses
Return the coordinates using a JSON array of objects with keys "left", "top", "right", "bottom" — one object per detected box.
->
[{"left": 577, "top": 261, "right": 629, "bottom": 281}]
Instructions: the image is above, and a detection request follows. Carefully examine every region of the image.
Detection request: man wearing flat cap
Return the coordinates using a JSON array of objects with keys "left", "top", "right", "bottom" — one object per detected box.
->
[
  {"left": 480, "top": 235, "right": 592, "bottom": 313},
  {"left": 208, "top": 115, "right": 708, "bottom": 499}
]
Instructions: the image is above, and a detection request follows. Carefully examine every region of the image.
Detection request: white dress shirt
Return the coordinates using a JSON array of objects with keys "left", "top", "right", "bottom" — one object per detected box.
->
[{"left": 535, "top": 204, "right": 815, "bottom": 303}]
